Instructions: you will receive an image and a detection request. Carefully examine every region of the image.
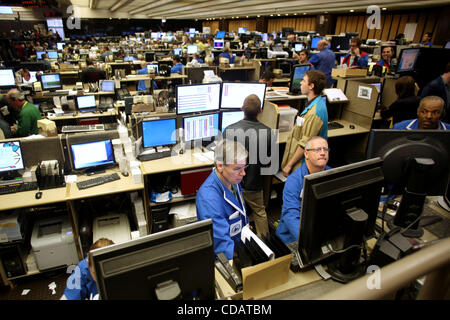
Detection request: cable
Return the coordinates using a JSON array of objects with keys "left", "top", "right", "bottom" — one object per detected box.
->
[
  {"left": 400, "top": 213, "right": 423, "bottom": 235},
  {"left": 327, "top": 243, "right": 362, "bottom": 254}
]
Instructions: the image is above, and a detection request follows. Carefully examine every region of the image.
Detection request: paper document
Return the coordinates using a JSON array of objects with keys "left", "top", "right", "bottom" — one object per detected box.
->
[
  {"left": 323, "top": 88, "right": 348, "bottom": 102},
  {"left": 274, "top": 170, "right": 287, "bottom": 182},
  {"left": 241, "top": 225, "right": 275, "bottom": 260}
]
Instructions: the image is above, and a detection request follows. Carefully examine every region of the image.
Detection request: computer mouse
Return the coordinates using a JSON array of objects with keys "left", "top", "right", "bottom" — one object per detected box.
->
[
  {"left": 179, "top": 149, "right": 184, "bottom": 155},
  {"left": 35, "top": 191, "right": 42, "bottom": 199},
  {"left": 121, "top": 172, "right": 129, "bottom": 177},
  {"left": 349, "top": 125, "right": 355, "bottom": 129}
]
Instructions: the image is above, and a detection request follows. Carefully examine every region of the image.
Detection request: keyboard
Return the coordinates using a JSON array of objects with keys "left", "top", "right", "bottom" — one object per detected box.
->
[
  {"left": 43, "top": 90, "right": 70, "bottom": 96},
  {"left": 0, "top": 182, "right": 38, "bottom": 195},
  {"left": 61, "top": 124, "right": 105, "bottom": 133},
  {"left": 328, "top": 121, "right": 344, "bottom": 130},
  {"left": 138, "top": 150, "right": 172, "bottom": 162},
  {"left": 76, "top": 173, "right": 120, "bottom": 190}
]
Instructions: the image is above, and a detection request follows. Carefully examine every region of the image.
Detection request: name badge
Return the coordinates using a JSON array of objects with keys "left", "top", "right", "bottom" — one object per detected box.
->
[
  {"left": 1, "top": 106, "right": 9, "bottom": 116},
  {"left": 296, "top": 117, "right": 305, "bottom": 127},
  {"left": 230, "top": 220, "right": 242, "bottom": 237},
  {"left": 229, "top": 210, "right": 239, "bottom": 220}
]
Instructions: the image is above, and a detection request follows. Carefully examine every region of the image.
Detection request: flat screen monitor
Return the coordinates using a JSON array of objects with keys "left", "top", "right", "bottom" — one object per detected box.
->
[
  {"left": 294, "top": 43, "right": 305, "bottom": 52},
  {"left": 147, "top": 64, "right": 159, "bottom": 75},
  {"left": 366, "top": 129, "right": 449, "bottom": 236},
  {"left": 214, "top": 39, "right": 224, "bottom": 49},
  {"left": 47, "top": 50, "right": 58, "bottom": 59},
  {"left": 216, "top": 31, "right": 226, "bottom": 39},
  {"left": 0, "top": 141, "right": 24, "bottom": 173},
  {"left": 0, "top": 68, "right": 16, "bottom": 89},
  {"left": 176, "top": 83, "right": 221, "bottom": 114},
  {"left": 187, "top": 45, "right": 198, "bottom": 55},
  {"left": 221, "top": 110, "right": 244, "bottom": 132},
  {"left": 397, "top": 48, "right": 420, "bottom": 73},
  {"left": 288, "top": 64, "right": 312, "bottom": 95},
  {"left": 56, "top": 42, "right": 65, "bottom": 51},
  {"left": 183, "top": 112, "right": 219, "bottom": 142},
  {"left": 369, "top": 82, "right": 382, "bottom": 105},
  {"left": 70, "top": 139, "right": 115, "bottom": 172},
  {"left": 296, "top": 158, "right": 384, "bottom": 282},
  {"left": 173, "top": 48, "right": 182, "bottom": 56},
  {"left": 40, "top": 73, "right": 62, "bottom": 91},
  {"left": 76, "top": 95, "right": 97, "bottom": 113},
  {"left": 189, "top": 28, "right": 196, "bottom": 34},
  {"left": 445, "top": 41, "right": 450, "bottom": 49},
  {"left": 151, "top": 32, "right": 160, "bottom": 39},
  {"left": 36, "top": 51, "right": 46, "bottom": 60},
  {"left": 142, "top": 118, "right": 177, "bottom": 148},
  {"left": 330, "top": 36, "right": 350, "bottom": 51},
  {"left": 220, "top": 82, "right": 266, "bottom": 110},
  {"left": 145, "top": 52, "right": 155, "bottom": 62},
  {"left": 99, "top": 80, "right": 115, "bottom": 92},
  {"left": 261, "top": 33, "right": 268, "bottom": 42},
  {"left": 90, "top": 219, "right": 215, "bottom": 300},
  {"left": 124, "top": 56, "right": 137, "bottom": 62},
  {"left": 311, "top": 37, "right": 323, "bottom": 50},
  {"left": 238, "top": 27, "right": 247, "bottom": 34},
  {"left": 22, "top": 71, "right": 39, "bottom": 84}
]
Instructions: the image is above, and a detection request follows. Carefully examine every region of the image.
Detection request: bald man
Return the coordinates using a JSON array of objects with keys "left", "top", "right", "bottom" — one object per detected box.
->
[{"left": 308, "top": 39, "right": 336, "bottom": 87}]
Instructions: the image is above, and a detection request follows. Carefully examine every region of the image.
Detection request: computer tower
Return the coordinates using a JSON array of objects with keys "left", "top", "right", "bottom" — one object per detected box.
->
[
  {"left": 0, "top": 242, "right": 29, "bottom": 278},
  {"left": 151, "top": 206, "right": 169, "bottom": 233}
]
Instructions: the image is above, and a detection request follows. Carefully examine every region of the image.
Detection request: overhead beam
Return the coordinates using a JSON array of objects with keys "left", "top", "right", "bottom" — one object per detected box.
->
[{"left": 110, "top": 0, "right": 130, "bottom": 12}]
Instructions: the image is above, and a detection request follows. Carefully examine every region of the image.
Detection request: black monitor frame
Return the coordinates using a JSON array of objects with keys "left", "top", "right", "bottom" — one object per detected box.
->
[
  {"left": 182, "top": 111, "right": 220, "bottom": 144},
  {"left": 141, "top": 117, "right": 177, "bottom": 149},
  {"left": 90, "top": 219, "right": 215, "bottom": 300},
  {"left": 220, "top": 110, "right": 245, "bottom": 132},
  {"left": 288, "top": 64, "right": 311, "bottom": 95},
  {"left": 69, "top": 139, "right": 116, "bottom": 174},
  {"left": 76, "top": 95, "right": 97, "bottom": 113},
  {"left": 176, "top": 82, "right": 221, "bottom": 115},
  {"left": 0, "top": 68, "right": 17, "bottom": 90},
  {"left": 220, "top": 81, "right": 266, "bottom": 110},
  {"left": 0, "top": 140, "right": 25, "bottom": 179},
  {"left": 40, "top": 73, "right": 62, "bottom": 91},
  {"left": 330, "top": 36, "right": 350, "bottom": 51},
  {"left": 396, "top": 48, "right": 420, "bottom": 74}
]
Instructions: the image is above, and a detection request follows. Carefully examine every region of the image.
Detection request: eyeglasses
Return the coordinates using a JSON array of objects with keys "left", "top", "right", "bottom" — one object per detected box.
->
[
  {"left": 230, "top": 164, "right": 249, "bottom": 172},
  {"left": 305, "top": 147, "right": 330, "bottom": 153}
]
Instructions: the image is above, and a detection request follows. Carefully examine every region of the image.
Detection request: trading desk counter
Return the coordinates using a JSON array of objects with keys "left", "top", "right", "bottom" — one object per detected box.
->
[{"left": 0, "top": 186, "right": 67, "bottom": 211}]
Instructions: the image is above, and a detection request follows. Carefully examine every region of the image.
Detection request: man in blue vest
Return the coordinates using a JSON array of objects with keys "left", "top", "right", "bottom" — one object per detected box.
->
[{"left": 341, "top": 37, "right": 369, "bottom": 69}]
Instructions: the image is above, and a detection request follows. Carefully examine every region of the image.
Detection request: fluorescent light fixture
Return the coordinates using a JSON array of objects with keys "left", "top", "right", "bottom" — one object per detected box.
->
[{"left": 0, "top": 6, "right": 13, "bottom": 14}]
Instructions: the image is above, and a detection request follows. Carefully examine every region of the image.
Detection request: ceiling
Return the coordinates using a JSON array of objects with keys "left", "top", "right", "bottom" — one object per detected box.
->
[{"left": 48, "top": 0, "right": 450, "bottom": 20}]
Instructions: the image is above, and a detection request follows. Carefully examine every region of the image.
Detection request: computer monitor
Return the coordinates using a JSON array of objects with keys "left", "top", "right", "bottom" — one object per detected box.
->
[
  {"left": 261, "top": 33, "right": 268, "bottom": 42},
  {"left": 216, "top": 31, "right": 225, "bottom": 39},
  {"left": 288, "top": 64, "right": 312, "bottom": 95},
  {"left": 189, "top": 28, "right": 196, "bottom": 34},
  {"left": 90, "top": 219, "right": 215, "bottom": 300},
  {"left": 147, "top": 64, "right": 159, "bottom": 75},
  {"left": 56, "top": 42, "right": 65, "bottom": 51},
  {"left": 176, "top": 83, "right": 221, "bottom": 114},
  {"left": 70, "top": 139, "right": 115, "bottom": 173},
  {"left": 145, "top": 52, "right": 155, "bottom": 62},
  {"left": 330, "top": 36, "right": 350, "bottom": 51},
  {"left": 396, "top": 48, "right": 420, "bottom": 73},
  {"left": 221, "top": 110, "right": 244, "bottom": 132},
  {"left": 21, "top": 71, "right": 40, "bottom": 84},
  {"left": 36, "top": 51, "right": 46, "bottom": 60},
  {"left": 294, "top": 43, "right": 305, "bottom": 52},
  {"left": 366, "top": 129, "right": 450, "bottom": 238},
  {"left": 40, "top": 73, "right": 62, "bottom": 91},
  {"left": 214, "top": 39, "right": 224, "bottom": 49},
  {"left": 183, "top": 112, "right": 220, "bottom": 142},
  {"left": 76, "top": 95, "right": 97, "bottom": 113},
  {"left": 0, "top": 141, "right": 25, "bottom": 175},
  {"left": 220, "top": 82, "right": 266, "bottom": 110},
  {"left": 311, "top": 37, "right": 323, "bottom": 50},
  {"left": 238, "top": 27, "right": 247, "bottom": 34},
  {"left": 369, "top": 82, "right": 382, "bottom": 105},
  {"left": 142, "top": 118, "right": 177, "bottom": 148},
  {"left": 297, "top": 158, "right": 384, "bottom": 283},
  {"left": 47, "top": 50, "right": 58, "bottom": 59},
  {"left": 187, "top": 45, "right": 198, "bottom": 55},
  {"left": 0, "top": 68, "right": 16, "bottom": 90},
  {"left": 445, "top": 41, "right": 450, "bottom": 49},
  {"left": 173, "top": 48, "right": 182, "bottom": 56},
  {"left": 124, "top": 56, "right": 137, "bottom": 62},
  {"left": 99, "top": 80, "right": 115, "bottom": 92}
]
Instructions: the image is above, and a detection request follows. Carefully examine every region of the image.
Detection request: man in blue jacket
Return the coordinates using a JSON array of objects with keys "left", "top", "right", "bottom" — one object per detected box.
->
[
  {"left": 276, "top": 136, "right": 331, "bottom": 244},
  {"left": 170, "top": 55, "right": 184, "bottom": 74},
  {"left": 393, "top": 96, "right": 450, "bottom": 130},
  {"left": 196, "top": 139, "right": 249, "bottom": 260},
  {"left": 421, "top": 62, "right": 450, "bottom": 122},
  {"left": 308, "top": 40, "right": 335, "bottom": 87}
]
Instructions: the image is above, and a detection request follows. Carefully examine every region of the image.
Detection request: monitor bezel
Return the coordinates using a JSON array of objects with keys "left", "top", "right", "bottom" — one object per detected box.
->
[
  {"left": 76, "top": 94, "right": 97, "bottom": 112},
  {"left": 176, "top": 82, "right": 222, "bottom": 115},
  {"left": 47, "top": 50, "right": 59, "bottom": 60},
  {"left": 187, "top": 44, "right": 198, "bottom": 55},
  {"left": 220, "top": 110, "right": 245, "bottom": 132},
  {"left": 36, "top": 51, "right": 46, "bottom": 60},
  {"left": 310, "top": 36, "right": 323, "bottom": 50},
  {"left": 40, "top": 73, "right": 62, "bottom": 91},
  {"left": 99, "top": 80, "right": 115, "bottom": 92},
  {"left": 396, "top": 48, "right": 420, "bottom": 73},
  {"left": 220, "top": 81, "right": 267, "bottom": 110},
  {"left": 0, "top": 68, "right": 17, "bottom": 90},
  {"left": 288, "top": 64, "right": 311, "bottom": 94},
  {"left": 141, "top": 117, "right": 177, "bottom": 148},
  {"left": 0, "top": 140, "right": 25, "bottom": 173},
  {"left": 182, "top": 112, "right": 220, "bottom": 142},
  {"left": 69, "top": 139, "right": 116, "bottom": 172}
]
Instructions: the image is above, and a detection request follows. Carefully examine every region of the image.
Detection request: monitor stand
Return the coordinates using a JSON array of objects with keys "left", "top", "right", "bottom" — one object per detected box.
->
[{"left": 85, "top": 167, "right": 106, "bottom": 176}]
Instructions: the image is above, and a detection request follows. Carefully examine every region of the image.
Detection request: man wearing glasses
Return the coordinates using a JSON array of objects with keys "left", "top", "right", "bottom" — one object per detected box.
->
[
  {"left": 196, "top": 139, "right": 250, "bottom": 260},
  {"left": 276, "top": 136, "right": 331, "bottom": 244}
]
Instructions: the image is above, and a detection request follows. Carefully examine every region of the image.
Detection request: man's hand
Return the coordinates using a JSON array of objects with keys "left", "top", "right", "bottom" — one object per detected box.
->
[
  {"left": 10, "top": 125, "right": 16, "bottom": 134},
  {"left": 282, "top": 165, "right": 292, "bottom": 177},
  {"left": 354, "top": 47, "right": 360, "bottom": 57}
]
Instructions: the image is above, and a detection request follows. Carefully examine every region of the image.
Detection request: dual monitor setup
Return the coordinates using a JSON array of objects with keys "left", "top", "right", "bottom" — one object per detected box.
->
[{"left": 141, "top": 82, "right": 266, "bottom": 150}]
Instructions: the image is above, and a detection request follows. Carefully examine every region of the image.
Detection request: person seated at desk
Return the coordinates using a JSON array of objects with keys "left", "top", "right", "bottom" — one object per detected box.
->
[
  {"left": 380, "top": 75, "right": 420, "bottom": 125},
  {"left": 420, "top": 62, "right": 450, "bottom": 123},
  {"left": 340, "top": 37, "right": 369, "bottom": 69},
  {"left": 41, "top": 53, "right": 52, "bottom": 71},
  {"left": 80, "top": 59, "right": 106, "bottom": 83},
  {"left": 308, "top": 40, "right": 335, "bottom": 87},
  {"left": 137, "top": 61, "right": 150, "bottom": 92},
  {"left": 196, "top": 139, "right": 249, "bottom": 260},
  {"left": 61, "top": 238, "right": 114, "bottom": 300},
  {"left": 191, "top": 53, "right": 204, "bottom": 64},
  {"left": 170, "top": 55, "right": 184, "bottom": 74},
  {"left": 101, "top": 47, "right": 113, "bottom": 62},
  {"left": 419, "top": 32, "right": 434, "bottom": 46},
  {"left": 293, "top": 49, "right": 314, "bottom": 68},
  {"left": 393, "top": 96, "right": 450, "bottom": 130},
  {"left": 5, "top": 89, "right": 41, "bottom": 137},
  {"left": 281, "top": 70, "right": 328, "bottom": 177},
  {"left": 376, "top": 46, "right": 396, "bottom": 72},
  {"left": 259, "top": 70, "right": 275, "bottom": 87},
  {"left": 219, "top": 47, "right": 235, "bottom": 64},
  {"left": 276, "top": 136, "right": 331, "bottom": 244},
  {"left": 15, "top": 68, "right": 31, "bottom": 84}
]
